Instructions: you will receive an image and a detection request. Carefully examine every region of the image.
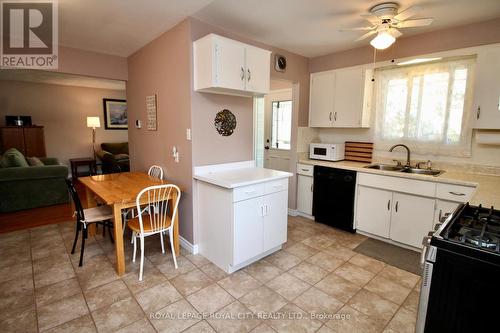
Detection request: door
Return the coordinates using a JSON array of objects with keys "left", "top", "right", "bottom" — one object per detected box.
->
[
  {"left": 263, "top": 191, "right": 288, "bottom": 251},
  {"left": 356, "top": 186, "right": 393, "bottom": 238},
  {"left": 245, "top": 45, "right": 270, "bottom": 94},
  {"left": 333, "top": 68, "right": 364, "bottom": 127},
  {"left": 215, "top": 37, "right": 246, "bottom": 91},
  {"left": 233, "top": 197, "right": 264, "bottom": 265},
  {"left": 434, "top": 199, "right": 460, "bottom": 227},
  {"left": 309, "top": 71, "right": 334, "bottom": 127},
  {"left": 473, "top": 44, "right": 500, "bottom": 129},
  {"left": 390, "top": 193, "right": 435, "bottom": 248},
  {"left": 297, "top": 175, "right": 313, "bottom": 215}
]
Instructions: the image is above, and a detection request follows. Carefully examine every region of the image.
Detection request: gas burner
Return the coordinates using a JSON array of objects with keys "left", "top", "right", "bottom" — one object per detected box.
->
[{"left": 462, "top": 231, "right": 499, "bottom": 250}]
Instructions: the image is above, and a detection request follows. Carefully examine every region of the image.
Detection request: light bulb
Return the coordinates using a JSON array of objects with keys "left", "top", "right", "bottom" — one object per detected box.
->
[{"left": 370, "top": 30, "right": 396, "bottom": 50}]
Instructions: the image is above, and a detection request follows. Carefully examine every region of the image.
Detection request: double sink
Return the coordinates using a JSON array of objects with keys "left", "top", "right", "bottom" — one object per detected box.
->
[{"left": 364, "top": 164, "right": 444, "bottom": 176}]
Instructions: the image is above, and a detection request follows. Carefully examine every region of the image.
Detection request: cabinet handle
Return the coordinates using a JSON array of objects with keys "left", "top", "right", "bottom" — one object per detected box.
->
[
  {"left": 449, "top": 191, "right": 465, "bottom": 196},
  {"left": 310, "top": 184, "right": 313, "bottom": 192},
  {"left": 241, "top": 67, "right": 245, "bottom": 81},
  {"left": 265, "top": 204, "right": 268, "bottom": 216},
  {"left": 476, "top": 106, "right": 481, "bottom": 119},
  {"left": 244, "top": 190, "right": 256, "bottom": 195},
  {"left": 387, "top": 200, "right": 390, "bottom": 211},
  {"left": 301, "top": 168, "right": 309, "bottom": 172},
  {"left": 247, "top": 69, "right": 251, "bottom": 81},
  {"left": 261, "top": 205, "right": 264, "bottom": 217},
  {"left": 334, "top": 112, "right": 337, "bottom": 121},
  {"left": 395, "top": 201, "right": 399, "bottom": 212},
  {"left": 438, "top": 209, "right": 442, "bottom": 222},
  {"left": 329, "top": 112, "right": 332, "bottom": 121}
]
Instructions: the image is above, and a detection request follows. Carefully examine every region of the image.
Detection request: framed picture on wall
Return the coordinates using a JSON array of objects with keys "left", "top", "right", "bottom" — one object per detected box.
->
[{"left": 103, "top": 99, "right": 127, "bottom": 130}]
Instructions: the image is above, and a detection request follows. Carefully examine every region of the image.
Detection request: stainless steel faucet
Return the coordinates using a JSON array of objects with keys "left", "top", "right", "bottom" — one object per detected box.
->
[{"left": 389, "top": 144, "right": 411, "bottom": 167}]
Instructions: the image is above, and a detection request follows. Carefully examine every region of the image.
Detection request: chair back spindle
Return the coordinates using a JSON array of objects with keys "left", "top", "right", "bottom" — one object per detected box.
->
[
  {"left": 136, "top": 184, "right": 180, "bottom": 234},
  {"left": 148, "top": 165, "right": 164, "bottom": 180},
  {"left": 65, "top": 179, "right": 85, "bottom": 221}
]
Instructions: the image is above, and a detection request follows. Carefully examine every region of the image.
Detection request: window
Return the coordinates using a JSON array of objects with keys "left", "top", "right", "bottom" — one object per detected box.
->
[
  {"left": 374, "top": 57, "right": 475, "bottom": 157},
  {"left": 271, "top": 100, "right": 292, "bottom": 150}
]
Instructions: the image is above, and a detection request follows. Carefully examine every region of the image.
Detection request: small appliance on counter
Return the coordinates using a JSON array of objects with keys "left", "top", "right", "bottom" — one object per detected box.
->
[
  {"left": 309, "top": 143, "right": 345, "bottom": 161},
  {"left": 417, "top": 203, "right": 500, "bottom": 332}
]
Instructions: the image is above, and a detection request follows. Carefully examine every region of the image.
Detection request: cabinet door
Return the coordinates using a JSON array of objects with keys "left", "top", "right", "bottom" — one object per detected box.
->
[
  {"left": 233, "top": 197, "right": 264, "bottom": 265},
  {"left": 434, "top": 199, "right": 460, "bottom": 228},
  {"left": 332, "top": 68, "right": 364, "bottom": 127},
  {"left": 215, "top": 37, "right": 246, "bottom": 91},
  {"left": 263, "top": 190, "right": 288, "bottom": 251},
  {"left": 309, "top": 71, "right": 334, "bottom": 127},
  {"left": 297, "top": 175, "right": 313, "bottom": 215},
  {"left": 355, "top": 186, "right": 392, "bottom": 238},
  {"left": 473, "top": 45, "right": 500, "bottom": 129},
  {"left": 0, "top": 127, "right": 25, "bottom": 154},
  {"left": 245, "top": 46, "right": 270, "bottom": 94},
  {"left": 24, "top": 127, "right": 46, "bottom": 157},
  {"left": 390, "top": 193, "right": 435, "bottom": 248}
]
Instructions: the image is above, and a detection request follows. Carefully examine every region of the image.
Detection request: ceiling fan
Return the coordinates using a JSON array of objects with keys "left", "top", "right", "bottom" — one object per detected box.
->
[{"left": 339, "top": 2, "right": 434, "bottom": 50}]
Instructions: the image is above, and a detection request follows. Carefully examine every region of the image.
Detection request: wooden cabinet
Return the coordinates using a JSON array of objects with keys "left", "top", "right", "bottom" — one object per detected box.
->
[
  {"left": 194, "top": 33, "right": 271, "bottom": 97},
  {"left": 473, "top": 44, "right": 500, "bottom": 129},
  {"left": 296, "top": 163, "right": 314, "bottom": 216},
  {"left": 309, "top": 67, "right": 373, "bottom": 128},
  {"left": 0, "top": 126, "right": 46, "bottom": 157},
  {"left": 356, "top": 186, "right": 392, "bottom": 238}
]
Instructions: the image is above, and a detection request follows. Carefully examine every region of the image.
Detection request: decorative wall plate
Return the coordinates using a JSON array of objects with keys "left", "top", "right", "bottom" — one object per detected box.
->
[{"left": 214, "top": 109, "right": 237, "bottom": 136}]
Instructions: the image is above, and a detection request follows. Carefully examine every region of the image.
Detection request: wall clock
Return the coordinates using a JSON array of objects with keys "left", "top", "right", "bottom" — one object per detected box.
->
[{"left": 275, "top": 54, "right": 287, "bottom": 72}]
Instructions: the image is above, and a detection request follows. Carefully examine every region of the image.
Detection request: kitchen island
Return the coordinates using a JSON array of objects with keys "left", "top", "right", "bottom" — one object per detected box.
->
[{"left": 194, "top": 161, "right": 292, "bottom": 273}]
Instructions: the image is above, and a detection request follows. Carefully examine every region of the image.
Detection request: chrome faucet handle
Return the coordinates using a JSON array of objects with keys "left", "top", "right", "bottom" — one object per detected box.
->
[
  {"left": 392, "top": 159, "right": 402, "bottom": 167},
  {"left": 416, "top": 160, "right": 432, "bottom": 169}
]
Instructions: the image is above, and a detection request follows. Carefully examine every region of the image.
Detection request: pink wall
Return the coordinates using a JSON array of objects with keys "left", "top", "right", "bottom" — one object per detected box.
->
[
  {"left": 310, "top": 17, "right": 500, "bottom": 73},
  {"left": 127, "top": 20, "right": 194, "bottom": 241}
]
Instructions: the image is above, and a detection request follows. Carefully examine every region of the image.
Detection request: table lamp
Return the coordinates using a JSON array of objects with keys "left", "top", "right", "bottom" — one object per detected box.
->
[{"left": 86, "top": 116, "right": 100, "bottom": 159}]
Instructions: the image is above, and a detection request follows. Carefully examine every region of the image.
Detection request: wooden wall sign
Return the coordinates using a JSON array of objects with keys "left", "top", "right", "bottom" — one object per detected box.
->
[{"left": 146, "top": 94, "right": 157, "bottom": 131}]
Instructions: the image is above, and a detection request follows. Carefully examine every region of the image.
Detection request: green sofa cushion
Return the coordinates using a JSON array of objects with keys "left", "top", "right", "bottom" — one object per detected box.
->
[
  {"left": 0, "top": 148, "right": 29, "bottom": 168},
  {"left": 27, "top": 157, "right": 44, "bottom": 166},
  {"left": 101, "top": 142, "right": 128, "bottom": 155}
]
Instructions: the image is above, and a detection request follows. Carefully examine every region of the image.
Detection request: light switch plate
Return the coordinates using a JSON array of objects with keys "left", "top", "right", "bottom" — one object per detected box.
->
[{"left": 186, "top": 128, "right": 191, "bottom": 140}]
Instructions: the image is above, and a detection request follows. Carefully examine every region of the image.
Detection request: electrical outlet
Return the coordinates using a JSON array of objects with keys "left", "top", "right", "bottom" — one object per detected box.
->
[{"left": 186, "top": 128, "right": 191, "bottom": 140}]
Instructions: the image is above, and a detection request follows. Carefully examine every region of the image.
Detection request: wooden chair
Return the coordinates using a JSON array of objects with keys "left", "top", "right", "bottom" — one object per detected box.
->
[
  {"left": 127, "top": 184, "right": 180, "bottom": 281},
  {"left": 148, "top": 165, "right": 164, "bottom": 180},
  {"left": 66, "top": 179, "right": 114, "bottom": 266}
]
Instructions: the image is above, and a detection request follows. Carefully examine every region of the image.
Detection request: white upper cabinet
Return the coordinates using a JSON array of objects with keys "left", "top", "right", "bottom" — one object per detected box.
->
[
  {"left": 193, "top": 34, "right": 271, "bottom": 97},
  {"left": 309, "top": 67, "right": 373, "bottom": 128},
  {"left": 473, "top": 44, "right": 500, "bottom": 129}
]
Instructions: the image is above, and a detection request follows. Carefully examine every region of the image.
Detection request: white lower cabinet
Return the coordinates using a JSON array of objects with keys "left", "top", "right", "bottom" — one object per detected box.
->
[
  {"left": 389, "top": 193, "right": 435, "bottom": 248},
  {"left": 263, "top": 191, "right": 288, "bottom": 251},
  {"left": 297, "top": 175, "right": 313, "bottom": 215},
  {"left": 434, "top": 199, "right": 460, "bottom": 227},
  {"left": 233, "top": 197, "right": 264, "bottom": 265},
  {"left": 356, "top": 186, "right": 392, "bottom": 238}
]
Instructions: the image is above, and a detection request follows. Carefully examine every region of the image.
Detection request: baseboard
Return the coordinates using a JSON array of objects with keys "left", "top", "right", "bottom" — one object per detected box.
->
[
  {"left": 179, "top": 236, "right": 199, "bottom": 254},
  {"left": 288, "top": 209, "right": 299, "bottom": 216},
  {"left": 296, "top": 211, "right": 315, "bottom": 220}
]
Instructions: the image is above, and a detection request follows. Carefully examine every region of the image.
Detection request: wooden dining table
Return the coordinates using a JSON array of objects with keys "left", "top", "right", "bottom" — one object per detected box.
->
[{"left": 79, "top": 172, "right": 180, "bottom": 275}]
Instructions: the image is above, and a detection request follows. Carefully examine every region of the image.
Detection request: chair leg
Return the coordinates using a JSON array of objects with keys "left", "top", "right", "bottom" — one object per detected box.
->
[
  {"left": 79, "top": 227, "right": 87, "bottom": 267},
  {"left": 160, "top": 232, "right": 165, "bottom": 254},
  {"left": 169, "top": 230, "right": 178, "bottom": 269},
  {"left": 102, "top": 222, "right": 106, "bottom": 237},
  {"left": 132, "top": 231, "right": 137, "bottom": 263},
  {"left": 71, "top": 222, "right": 80, "bottom": 254},
  {"left": 107, "top": 221, "right": 114, "bottom": 244},
  {"left": 139, "top": 236, "right": 145, "bottom": 281}
]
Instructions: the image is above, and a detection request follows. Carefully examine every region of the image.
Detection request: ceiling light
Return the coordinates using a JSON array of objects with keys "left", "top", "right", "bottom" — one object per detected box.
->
[
  {"left": 397, "top": 57, "right": 442, "bottom": 65},
  {"left": 370, "top": 30, "right": 395, "bottom": 50}
]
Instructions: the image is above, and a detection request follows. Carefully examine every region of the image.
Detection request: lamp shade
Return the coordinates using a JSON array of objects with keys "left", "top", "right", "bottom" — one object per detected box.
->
[
  {"left": 87, "top": 116, "right": 101, "bottom": 129},
  {"left": 370, "top": 30, "right": 396, "bottom": 50}
]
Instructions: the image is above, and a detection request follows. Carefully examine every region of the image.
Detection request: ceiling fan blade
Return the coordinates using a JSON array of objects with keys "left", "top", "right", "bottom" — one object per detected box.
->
[
  {"left": 396, "top": 18, "right": 434, "bottom": 28},
  {"left": 389, "top": 28, "right": 403, "bottom": 38},
  {"left": 338, "top": 26, "right": 375, "bottom": 31},
  {"left": 394, "top": 5, "right": 422, "bottom": 21},
  {"left": 355, "top": 30, "right": 377, "bottom": 41},
  {"left": 361, "top": 13, "right": 382, "bottom": 25}
]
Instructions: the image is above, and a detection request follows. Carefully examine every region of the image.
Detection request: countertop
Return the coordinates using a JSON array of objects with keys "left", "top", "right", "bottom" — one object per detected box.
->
[
  {"left": 194, "top": 167, "right": 292, "bottom": 189},
  {"left": 298, "top": 159, "right": 500, "bottom": 207}
]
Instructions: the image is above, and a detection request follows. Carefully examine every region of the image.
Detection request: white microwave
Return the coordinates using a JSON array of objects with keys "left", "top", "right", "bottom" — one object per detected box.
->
[{"left": 309, "top": 143, "right": 345, "bottom": 161}]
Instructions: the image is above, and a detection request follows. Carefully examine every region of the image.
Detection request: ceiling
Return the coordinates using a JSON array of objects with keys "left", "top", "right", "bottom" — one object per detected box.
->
[
  {"left": 58, "top": 0, "right": 500, "bottom": 58},
  {"left": 0, "top": 70, "right": 126, "bottom": 90}
]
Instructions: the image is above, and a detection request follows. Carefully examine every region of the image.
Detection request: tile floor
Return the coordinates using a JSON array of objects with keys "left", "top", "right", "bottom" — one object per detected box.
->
[{"left": 0, "top": 216, "right": 421, "bottom": 333}]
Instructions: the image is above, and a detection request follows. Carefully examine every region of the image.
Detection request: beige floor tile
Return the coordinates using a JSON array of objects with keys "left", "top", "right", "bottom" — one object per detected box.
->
[
  {"left": 292, "top": 287, "right": 343, "bottom": 322},
  {"left": 250, "top": 323, "right": 277, "bottom": 332},
  {"left": 289, "top": 261, "right": 328, "bottom": 284},
  {"left": 287, "top": 227, "right": 314, "bottom": 243},
  {"left": 414, "top": 278, "right": 422, "bottom": 292},
  {"left": 37, "top": 293, "right": 89, "bottom": 331},
  {"left": 264, "top": 251, "right": 302, "bottom": 271},
  {"left": 347, "top": 289, "right": 399, "bottom": 323},
  {"left": 31, "top": 238, "right": 67, "bottom": 261},
  {"left": 385, "top": 306, "right": 417, "bottom": 333},
  {"left": 348, "top": 254, "right": 386, "bottom": 274},
  {"left": 74, "top": 254, "right": 118, "bottom": 291},
  {"left": 68, "top": 242, "right": 105, "bottom": 265},
  {"left": 316, "top": 325, "right": 335, "bottom": 333},
  {"left": 240, "top": 285, "right": 287, "bottom": 314},
  {"left": 268, "top": 303, "right": 322, "bottom": 333},
  {"left": 115, "top": 318, "right": 156, "bottom": 333},
  {"left": 170, "top": 268, "right": 213, "bottom": 296},
  {"left": 325, "top": 305, "right": 386, "bottom": 333},
  {"left": 182, "top": 320, "right": 216, "bottom": 333},
  {"left": 0, "top": 304, "right": 37, "bottom": 333},
  {"left": 284, "top": 242, "right": 319, "bottom": 260},
  {"left": 0, "top": 275, "right": 34, "bottom": 312},
  {"left": 185, "top": 253, "right": 211, "bottom": 267},
  {"left": 266, "top": 272, "right": 310, "bottom": 301},
  {"left": 322, "top": 244, "right": 356, "bottom": 261},
  {"left": 136, "top": 281, "right": 182, "bottom": 313},
  {"left": 35, "top": 277, "right": 81, "bottom": 307},
  {"left": 217, "top": 271, "right": 261, "bottom": 299},
  {"left": 244, "top": 261, "right": 282, "bottom": 283},
  {"left": 338, "top": 233, "right": 367, "bottom": 249},
  {"left": 207, "top": 301, "right": 260, "bottom": 333},
  {"left": 33, "top": 254, "right": 76, "bottom": 289},
  {"left": 156, "top": 255, "right": 196, "bottom": 279},
  {"left": 334, "top": 262, "right": 375, "bottom": 287},
  {"left": 315, "top": 273, "right": 361, "bottom": 303},
  {"left": 84, "top": 279, "right": 132, "bottom": 312},
  {"left": 91, "top": 297, "right": 144, "bottom": 333},
  {"left": 150, "top": 299, "right": 200, "bottom": 333},
  {"left": 0, "top": 246, "right": 31, "bottom": 270},
  {"left": 378, "top": 266, "right": 420, "bottom": 289},
  {"left": 123, "top": 264, "right": 168, "bottom": 294},
  {"left": 364, "top": 275, "right": 412, "bottom": 305},
  {"left": 306, "top": 251, "right": 344, "bottom": 272},
  {"left": 43, "top": 314, "right": 96, "bottom": 333},
  {"left": 199, "top": 262, "right": 228, "bottom": 281},
  {"left": 402, "top": 290, "right": 420, "bottom": 313},
  {"left": 187, "top": 283, "right": 234, "bottom": 314},
  {"left": 302, "top": 235, "right": 334, "bottom": 250}
]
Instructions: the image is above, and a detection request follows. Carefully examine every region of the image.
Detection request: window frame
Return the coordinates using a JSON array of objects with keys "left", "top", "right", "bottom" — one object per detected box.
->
[{"left": 270, "top": 99, "right": 292, "bottom": 151}]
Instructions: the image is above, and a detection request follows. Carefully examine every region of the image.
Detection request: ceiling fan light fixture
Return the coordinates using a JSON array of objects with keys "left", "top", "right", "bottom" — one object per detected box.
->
[{"left": 370, "top": 30, "right": 395, "bottom": 49}]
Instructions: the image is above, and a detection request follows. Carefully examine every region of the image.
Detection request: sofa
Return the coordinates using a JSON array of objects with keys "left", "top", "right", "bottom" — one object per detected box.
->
[
  {"left": 0, "top": 148, "right": 69, "bottom": 212},
  {"left": 96, "top": 142, "right": 130, "bottom": 174}
]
